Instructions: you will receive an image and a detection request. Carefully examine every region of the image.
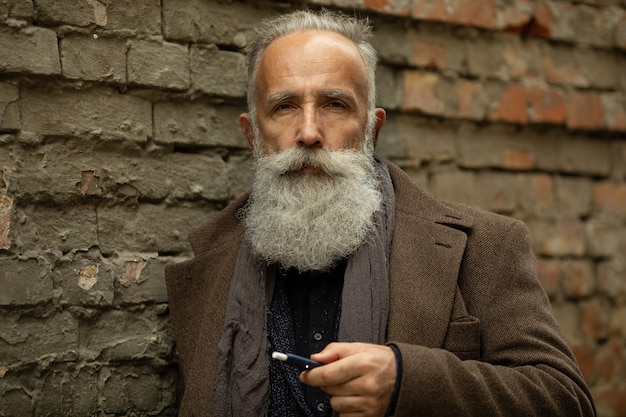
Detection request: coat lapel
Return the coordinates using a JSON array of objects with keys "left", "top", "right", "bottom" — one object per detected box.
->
[{"left": 386, "top": 163, "right": 473, "bottom": 348}]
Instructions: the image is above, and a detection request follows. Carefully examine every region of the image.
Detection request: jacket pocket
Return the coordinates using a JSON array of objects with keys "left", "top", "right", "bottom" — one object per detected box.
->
[{"left": 442, "top": 316, "right": 481, "bottom": 361}]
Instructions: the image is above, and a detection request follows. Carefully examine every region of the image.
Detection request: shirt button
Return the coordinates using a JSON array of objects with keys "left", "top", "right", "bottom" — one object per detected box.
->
[
  {"left": 313, "top": 332, "right": 323, "bottom": 341},
  {"left": 317, "top": 403, "right": 325, "bottom": 412}
]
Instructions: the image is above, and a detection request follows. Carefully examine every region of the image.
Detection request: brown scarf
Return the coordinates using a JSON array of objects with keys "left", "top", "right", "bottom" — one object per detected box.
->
[{"left": 212, "top": 157, "right": 395, "bottom": 416}]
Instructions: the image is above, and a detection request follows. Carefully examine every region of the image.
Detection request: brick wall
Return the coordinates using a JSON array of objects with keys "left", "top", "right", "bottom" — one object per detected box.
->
[{"left": 0, "top": 0, "right": 624, "bottom": 416}]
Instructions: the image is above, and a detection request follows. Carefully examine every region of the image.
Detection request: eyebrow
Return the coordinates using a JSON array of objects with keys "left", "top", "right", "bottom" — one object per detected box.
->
[{"left": 265, "top": 89, "right": 357, "bottom": 108}]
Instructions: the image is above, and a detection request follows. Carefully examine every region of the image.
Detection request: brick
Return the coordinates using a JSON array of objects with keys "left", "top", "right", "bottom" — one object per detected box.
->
[
  {"left": 35, "top": 0, "right": 107, "bottom": 26},
  {"left": 455, "top": 0, "right": 498, "bottom": 30},
  {"left": 364, "top": 0, "right": 410, "bottom": 15},
  {"left": 225, "top": 154, "right": 255, "bottom": 200},
  {"left": 561, "top": 259, "right": 595, "bottom": 299},
  {"left": 593, "top": 182, "right": 626, "bottom": 214},
  {"left": 431, "top": 169, "right": 481, "bottom": 207},
  {"left": 537, "top": 258, "right": 562, "bottom": 297},
  {"left": 502, "top": 0, "right": 534, "bottom": 33},
  {"left": 488, "top": 84, "right": 528, "bottom": 124},
  {"left": 595, "top": 341, "right": 625, "bottom": 382},
  {"left": 456, "top": 124, "right": 538, "bottom": 170},
  {"left": 97, "top": 203, "right": 219, "bottom": 256},
  {"left": 527, "top": 84, "right": 567, "bottom": 124},
  {"left": 115, "top": 255, "right": 169, "bottom": 305},
  {"left": 375, "top": 64, "right": 399, "bottom": 110},
  {"left": 163, "top": 0, "right": 273, "bottom": 46},
  {"left": 0, "top": 194, "right": 11, "bottom": 249},
  {"left": 60, "top": 35, "right": 126, "bottom": 83},
  {"left": 610, "top": 305, "right": 626, "bottom": 337},
  {"left": 0, "top": 257, "right": 53, "bottom": 306},
  {"left": 0, "top": 27, "right": 60, "bottom": 75},
  {"left": 13, "top": 204, "right": 98, "bottom": 254},
  {"left": 36, "top": 365, "right": 98, "bottom": 417},
  {"left": 586, "top": 216, "right": 625, "bottom": 258},
  {"left": 555, "top": 176, "right": 593, "bottom": 218},
  {"left": 21, "top": 87, "right": 151, "bottom": 142},
  {"left": 457, "top": 80, "right": 486, "bottom": 120},
  {"left": 190, "top": 45, "right": 247, "bottom": 98},
  {"left": 548, "top": 3, "right": 616, "bottom": 48},
  {"left": 517, "top": 174, "right": 557, "bottom": 216},
  {"left": 602, "top": 93, "right": 626, "bottom": 132},
  {"left": 575, "top": 49, "right": 620, "bottom": 90},
  {"left": 401, "top": 71, "right": 444, "bottom": 115},
  {"left": 551, "top": 136, "right": 611, "bottom": 176},
  {"left": 617, "top": 13, "right": 626, "bottom": 50},
  {"left": 0, "top": 311, "right": 78, "bottom": 364},
  {"left": 466, "top": 38, "right": 506, "bottom": 80},
  {"left": 570, "top": 343, "right": 595, "bottom": 384},
  {"left": 502, "top": 38, "right": 537, "bottom": 79},
  {"left": 0, "top": 0, "right": 34, "bottom": 19},
  {"left": 527, "top": 219, "right": 585, "bottom": 256},
  {"left": 101, "top": 365, "right": 176, "bottom": 414},
  {"left": 128, "top": 40, "right": 189, "bottom": 90},
  {"left": 473, "top": 171, "right": 520, "bottom": 213},
  {"left": 528, "top": 2, "right": 552, "bottom": 38},
  {"left": 411, "top": 0, "right": 455, "bottom": 23},
  {"left": 611, "top": 141, "right": 626, "bottom": 181},
  {"left": 396, "top": 115, "right": 457, "bottom": 165},
  {"left": 580, "top": 300, "right": 610, "bottom": 341},
  {"left": 595, "top": 385, "right": 626, "bottom": 417},
  {"left": 52, "top": 252, "right": 114, "bottom": 307},
  {"left": 0, "top": 82, "right": 20, "bottom": 131},
  {"left": 410, "top": 39, "right": 447, "bottom": 70},
  {"left": 100, "top": 0, "right": 161, "bottom": 34},
  {"left": 551, "top": 302, "right": 584, "bottom": 344},
  {"left": 81, "top": 307, "right": 172, "bottom": 362},
  {"left": 541, "top": 45, "right": 587, "bottom": 87},
  {"left": 153, "top": 102, "right": 245, "bottom": 148}
]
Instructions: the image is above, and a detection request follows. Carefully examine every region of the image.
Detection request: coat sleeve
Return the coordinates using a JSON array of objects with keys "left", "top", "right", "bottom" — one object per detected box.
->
[{"left": 390, "top": 219, "right": 596, "bottom": 417}]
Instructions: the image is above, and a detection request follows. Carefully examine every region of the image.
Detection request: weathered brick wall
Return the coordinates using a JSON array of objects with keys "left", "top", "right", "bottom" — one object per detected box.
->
[{"left": 0, "top": 0, "right": 624, "bottom": 416}]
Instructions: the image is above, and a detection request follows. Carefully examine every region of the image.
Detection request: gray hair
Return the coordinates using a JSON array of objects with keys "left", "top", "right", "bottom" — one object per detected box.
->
[{"left": 245, "top": 9, "right": 379, "bottom": 154}]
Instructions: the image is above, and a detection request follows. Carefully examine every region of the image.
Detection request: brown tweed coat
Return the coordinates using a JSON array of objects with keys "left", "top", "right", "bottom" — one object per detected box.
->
[{"left": 165, "top": 161, "right": 595, "bottom": 416}]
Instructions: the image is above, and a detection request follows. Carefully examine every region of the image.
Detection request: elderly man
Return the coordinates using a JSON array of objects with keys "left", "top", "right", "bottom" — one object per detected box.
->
[{"left": 165, "top": 9, "right": 595, "bottom": 417}]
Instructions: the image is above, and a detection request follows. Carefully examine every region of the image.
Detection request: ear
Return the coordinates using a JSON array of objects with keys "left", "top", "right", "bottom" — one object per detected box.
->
[
  {"left": 372, "top": 108, "right": 386, "bottom": 147},
  {"left": 239, "top": 113, "right": 254, "bottom": 150}
]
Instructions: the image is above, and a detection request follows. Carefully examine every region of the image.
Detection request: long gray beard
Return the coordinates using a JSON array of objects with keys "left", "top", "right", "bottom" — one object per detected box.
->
[{"left": 240, "top": 146, "right": 382, "bottom": 272}]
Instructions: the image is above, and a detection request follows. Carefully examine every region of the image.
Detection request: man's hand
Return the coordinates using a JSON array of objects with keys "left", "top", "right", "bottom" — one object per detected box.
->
[{"left": 299, "top": 342, "right": 397, "bottom": 417}]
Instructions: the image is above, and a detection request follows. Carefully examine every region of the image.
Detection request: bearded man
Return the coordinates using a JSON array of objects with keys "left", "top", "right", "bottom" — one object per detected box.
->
[{"left": 165, "top": 9, "right": 595, "bottom": 417}]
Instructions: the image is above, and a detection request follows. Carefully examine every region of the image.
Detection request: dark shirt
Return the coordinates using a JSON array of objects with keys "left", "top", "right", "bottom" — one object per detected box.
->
[{"left": 283, "top": 260, "right": 346, "bottom": 416}]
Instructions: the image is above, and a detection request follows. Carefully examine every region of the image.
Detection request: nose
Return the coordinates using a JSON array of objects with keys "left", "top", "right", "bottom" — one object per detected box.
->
[{"left": 297, "top": 106, "right": 322, "bottom": 147}]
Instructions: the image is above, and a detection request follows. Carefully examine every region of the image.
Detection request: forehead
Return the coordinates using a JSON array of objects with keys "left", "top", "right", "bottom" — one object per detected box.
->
[{"left": 255, "top": 30, "right": 368, "bottom": 100}]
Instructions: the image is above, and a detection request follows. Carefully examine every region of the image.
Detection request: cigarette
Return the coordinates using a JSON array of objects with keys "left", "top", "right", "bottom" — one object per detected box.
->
[{"left": 271, "top": 351, "right": 323, "bottom": 370}]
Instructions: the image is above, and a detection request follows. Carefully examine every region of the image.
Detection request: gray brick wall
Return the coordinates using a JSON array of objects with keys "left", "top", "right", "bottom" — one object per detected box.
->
[{"left": 1, "top": 0, "right": 625, "bottom": 415}]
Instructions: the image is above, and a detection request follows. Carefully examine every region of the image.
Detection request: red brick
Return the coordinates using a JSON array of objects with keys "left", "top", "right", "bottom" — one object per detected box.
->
[
  {"left": 562, "top": 260, "right": 595, "bottom": 300},
  {"left": 457, "top": 80, "right": 484, "bottom": 120},
  {"left": 410, "top": 40, "right": 446, "bottom": 70},
  {"left": 596, "top": 341, "right": 625, "bottom": 383},
  {"left": 617, "top": 13, "right": 626, "bottom": 51},
  {"left": 527, "top": 85, "right": 567, "bottom": 124},
  {"left": 364, "top": 0, "right": 409, "bottom": 15},
  {"left": 542, "top": 54, "right": 586, "bottom": 87},
  {"left": 401, "top": 71, "right": 444, "bottom": 115},
  {"left": 502, "top": 1, "right": 534, "bottom": 33},
  {"left": 503, "top": 41, "right": 531, "bottom": 79},
  {"left": 456, "top": 0, "right": 498, "bottom": 30},
  {"left": 528, "top": 2, "right": 552, "bottom": 38},
  {"left": 580, "top": 301, "right": 609, "bottom": 341},
  {"left": 537, "top": 258, "right": 561, "bottom": 297},
  {"left": 594, "top": 386, "right": 626, "bottom": 417},
  {"left": 503, "top": 147, "right": 535, "bottom": 170},
  {"left": 570, "top": 343, "right": 595, "bottom": 384},
  {"left": 593, "top": 183, "right": 626, "bottom": 214},
  {"left": 411, "top": 0, "right": 455, "bottom": 23},
  {"left": 489, "top": 84, "right": 528, "bottom": 124},
  {"left": 567, "top": 92, "right": 605, "bottom": 131}
]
